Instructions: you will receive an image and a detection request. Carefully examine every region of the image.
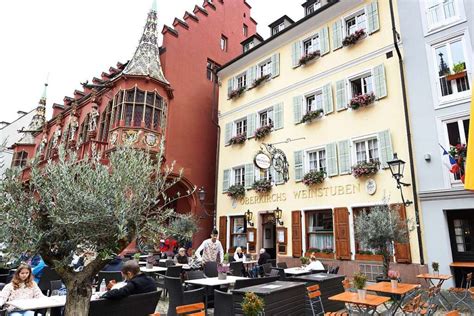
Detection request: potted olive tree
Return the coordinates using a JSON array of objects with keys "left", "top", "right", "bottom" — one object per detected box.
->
[{"left": 432, "top": 262, "right": 440, "bottom": 276}]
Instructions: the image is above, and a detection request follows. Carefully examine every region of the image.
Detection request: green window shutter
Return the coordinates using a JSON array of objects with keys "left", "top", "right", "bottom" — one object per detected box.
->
[
  {"left": 273, "top": 102, "right": 284, "bottom": 130},
  {"left": 245, "top": 163, "right": 255, "bottom": 189},
  {"left": 292, "top": 41, "right": 302, "bottom": 68},
  {"left": 322, "top": 83, "right": 334, "bottom": 114},
  {"left": 326, "top": 143, "right": 338, "bottom": 177},
  {"left": 373, "top": 64, "right": 387, "bottom": 99},
  {"left": 247, "top": 113, "right": 257, "bottom": 138},
  {"left": 332, "top": 20, "right": 343, "bottom": 50},
  {"left": 378, "top": 130, "right": 393, "bottom": 169},
  {"left": 271, "top": 53, "right": 280, "bottom": 78},
  {"left": 293, "top": 95, "right": 304, "bottom": 124},
  {"left": 320, "top": 27, "right": 330, "bottom": 56},
  {"left": 294, "top": 150, "right": 304, "bottom": 182},
  {"left": 247, "top": 66, "right": 255, "bottom": 89},
  {"left": 227, "top": 77, "right": 235, "bottom": 97},
  {"left": 338, "top": 140, "right": 351, "bottom": 175},
  {"left": 336, "top": 79, "right": 347, "bottom": 111},
  {"left": 224, "top": 122, "right": 233, "bottom": 145},
  {"left": 223, "top": 169, "right": 231, "bottom": 192},
  {"left": 367, "top": 1, "right": 380, "bottom": 34}
]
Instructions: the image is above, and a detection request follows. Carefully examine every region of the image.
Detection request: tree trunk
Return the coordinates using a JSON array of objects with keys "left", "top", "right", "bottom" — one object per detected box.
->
[
  {"left": 381, "top": 247, "right": 390, "bottom": 278},
  {"left": 64, "top": 279, "right": 93, "bottom": 316}
]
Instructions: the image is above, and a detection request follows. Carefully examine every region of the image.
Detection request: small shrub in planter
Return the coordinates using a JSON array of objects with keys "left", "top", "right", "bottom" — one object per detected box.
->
[
  {"left": 299, "top": 50, "right": 321, "bottom": 66},
  {"left": 351, "top": 160, "right": 380, "bottom": 178},
  {"left": 229, "top": 134, "right": 247, "bottom": 145},
  {"left": 303, "top": 170, "right": 325, "bottom": 186},
  {"left": 227, "top": 184, "right": 246, "bottom": 199},
  {"left": 349, "top": 93, "right": 376, "bottom": 110},
  {"left": 252, "top": 179, "right": 272, "bottom": 194},
  {"left": 342, "top": 29, "right": 366, "bottom": 47},
  {"left": 229, "top": 86, "right": 246, "bottom": 100},
  {"left": 252, "top": 74, "right": 271, "bottom": 88},
  {"left": 300, "top": 256, "right": 310, "bottom": 266},
  {"left": 301, "top": 109, "right": 324, "bottom": 124},
  {"left": 241, "top": 292, "right": 265, "bottom": 316},
  {"left": 322, "top": 248, "right": 334, "bottom": 254},
  {"left": 254, "top": 124, "right": 273, "bottom": 140}
]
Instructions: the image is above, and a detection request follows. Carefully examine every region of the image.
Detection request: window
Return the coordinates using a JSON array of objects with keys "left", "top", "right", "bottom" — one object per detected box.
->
[
  {"left": 259, "top": 108, "right": 273, "bottom": 127},
  {"left": 236, "top": 73, "right": 247, "bottom": 89},
  {"left": 345, "top": 11, "right": 367, "bottom": 36},
  {"left": 233, "top": 167, "right": 245, "bottom": 186},
  {"left": 447, "top": 210, "right": 474, "bottom": 262},
  {"left": 353, "top": 207, "right": 379, "bottom": 254},
  {"left": 426, "top": 0, "right": 457, "bottom": 29},
  {"left": 435, "top": 38, "right": 470, "bottom": 98},
  {"left": 243, "top": 41, "right": 254, "bottom": 53},
  {"left": 306, "top": 91, "right": 323, "bottom": 113},
  {"left": 350, "top": 74, "right": 373, "bottom": 97},
  {"left": 206, "top": 59, "right": 220, "bottom": 82},
  {"left": 355, "top": 138, "right": 379, "bottom": 164},
  {"left": 259, "top": 168, "right": 273, "bottom": 182},
  {"left": 306, "top": 210, "right": 333, "bottom": 250},
  {"left": 259, "top": 60, "right": 272, "bottom": 78},
  {"left": 306, "top": 1, "right": 321, "bottom": 15},
  {"left": 303, "top": 34, "right": 320, "bottom": 55},
  {"left": 99, "top": 102, "right": 112, "bottom": 142},
  {"left": 12, "top": 151, "right": 28, "bottom": 168},
  {"left": 307, "top": 149, "right": 326, "bottom": 173},
  {"left": 272, "top": 23, "right": 285, "bottom": 36},
  {"left": 445, "top": 117, "right": 469, "bottom": 181},
  {"left": 243, "top": 24, "right": 248, "bottom": 37},
  {"left": 220, "top": 35, "right": 228, "bottom": 51},
  {"left": 235, "top": 118, "right": 247, "bottom": 136},
  {"left": 230, "top": 216, "right": 247, "bottom": 250}
]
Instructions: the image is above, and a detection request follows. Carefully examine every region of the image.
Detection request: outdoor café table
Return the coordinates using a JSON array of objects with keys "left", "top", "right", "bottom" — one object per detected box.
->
[
  {"left": 329, "top": 292, "right": 390, "bottom": 315},
  {"left": 185, "top": 275, "right": 248, "bottom": 314},
  {"left": 140, "top": 266, "right": 167, "bottom": 273},
  {"left": 284, "top": 267, "right": 312, "bottom": 276},
  {"left": 8, "top": 292, "right": 105, "bottom": 312},
  {"left": 232, "top": 280, "right": 306, "bottom": 315},
  {"left": 365, "top": 281, "right": 419, "bottom": 315},
  {"left": 416, "top": 273, "right": 452, "bottom": 309}
]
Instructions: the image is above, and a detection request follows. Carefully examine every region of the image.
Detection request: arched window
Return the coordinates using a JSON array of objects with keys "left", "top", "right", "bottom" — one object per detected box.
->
[
  {"left": 99, "top": 102, "right": 112, "bottom": 142},
  {"left": 12, "top": 151, "right": 28, "bottom": 168},
  {"left": 46, "top": 138, "right": 53, "bottom": 159},
  {"left": 78, "top": 115, "right": 89, "bottom": 144}
]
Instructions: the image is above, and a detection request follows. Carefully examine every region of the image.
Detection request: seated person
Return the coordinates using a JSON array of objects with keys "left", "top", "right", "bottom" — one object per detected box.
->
[
  {"left": 233, "top": 247, "right": 245, "bottom": 262},
  {"left": 251, "top": 249, "right": 271, "bottom": 277},
  {"left": 307, "top": 255, "right": 325, "bottom": 271},
  {"left": 102, "top": 255, "right": 124, "bottom": 272},
  {"left": 101, "top": 260, "right": 156, "bottom": 300},
  {"left": 30, "top": 255, "right": 45, "bottom": 283},
  {"left": 174, "top": 248, "right": 189, "bottom": 265},
  {"left": 0, "top": 263, "right": 44, "bottom": 316}
]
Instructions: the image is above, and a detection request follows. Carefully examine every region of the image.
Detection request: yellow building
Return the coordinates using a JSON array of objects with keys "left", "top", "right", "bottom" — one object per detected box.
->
[{"left": 216, "top": 0, "right": 424, "bottom": 281}]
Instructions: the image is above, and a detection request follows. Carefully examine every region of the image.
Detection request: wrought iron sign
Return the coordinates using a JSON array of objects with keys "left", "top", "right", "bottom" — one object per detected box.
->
[{"left": 255, "top": 143, "right": 290, "bottom": 183}]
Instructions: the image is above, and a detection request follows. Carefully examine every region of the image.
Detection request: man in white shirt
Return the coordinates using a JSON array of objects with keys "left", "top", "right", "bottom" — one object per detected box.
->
[
  {"left": 195, "top": 229, "right": 224, "bottom": 264},
  {"left": 307, "top": 255, "right": 325, "bottom": 271}
]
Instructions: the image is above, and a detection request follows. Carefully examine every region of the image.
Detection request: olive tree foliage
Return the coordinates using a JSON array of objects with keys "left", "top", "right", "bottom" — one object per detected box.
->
[
  {"left": 0, "top": 140, "right": 195, "bottom": 315},
  {"left": 354, "top": 203, "right": 413, "bottom": 278}
]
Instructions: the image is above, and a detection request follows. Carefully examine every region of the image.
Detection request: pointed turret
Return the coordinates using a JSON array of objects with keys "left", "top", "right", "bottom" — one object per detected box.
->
[
  {"left": 17, "top": 83, "right": 48, "bottom": 144},
  {"left": 123, "top": 0, "right": 169, "bottom": 84}
]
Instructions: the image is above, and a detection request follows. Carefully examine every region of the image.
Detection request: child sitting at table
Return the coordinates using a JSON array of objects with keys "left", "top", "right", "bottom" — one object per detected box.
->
[{"left": 0, "top": 263, "right": 44, "bottom": 316}]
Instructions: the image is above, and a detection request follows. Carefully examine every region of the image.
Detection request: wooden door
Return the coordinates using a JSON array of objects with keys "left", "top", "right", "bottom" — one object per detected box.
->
[
  {"left": 392, "top": 204, "right": 412, "bottom": 263},
  {"left": 334, "top": 207, "right": 351, "bottom": 260},
  {"left": 292, "top": 210, "right": 302, "bottom": 257}
]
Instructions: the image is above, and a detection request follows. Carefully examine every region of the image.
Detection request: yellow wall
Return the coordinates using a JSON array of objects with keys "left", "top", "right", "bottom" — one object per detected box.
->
[{"left": 216, "top": 0, "right": 421, "bottom": 263}]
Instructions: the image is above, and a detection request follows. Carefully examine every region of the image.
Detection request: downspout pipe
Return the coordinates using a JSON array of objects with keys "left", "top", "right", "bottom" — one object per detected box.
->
[
  {"left": 211, "top": 70, "right": 220, "bottom": 229},
  {"left": 389, "top": 0, "right": 424, "bottom": 265}
]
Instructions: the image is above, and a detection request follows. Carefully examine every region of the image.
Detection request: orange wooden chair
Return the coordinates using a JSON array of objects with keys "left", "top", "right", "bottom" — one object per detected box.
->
[
  {"left": 176, "top": 302, "right": 205, "bottom": 316},
  {"left": 448, "top": 272, "right": 473, "bottom": 310},
  {"left": 324, "top": 312, "right": 348, "bottom": 316},
  {"left": 401, "top": 294, "right": 422, "bottom": 315},
  {"left": 445, "top": 311, "right": 460, "bottom": 316},
  {"left": 307, "top": 285, "right": 324, "bottom": 316}
]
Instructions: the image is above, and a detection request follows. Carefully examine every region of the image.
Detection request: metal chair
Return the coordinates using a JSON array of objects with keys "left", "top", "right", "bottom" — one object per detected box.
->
[
  {"left": 166, "top": 276, "right": 205, "bottom": 316},
  {"left": 203, "top": 262, "right": 218, "bottom": 278},
  {"left": 307, "top": 284, "right": 324, "bottom": 316},
  {"left": 267, "top": 259, "right": 277, "bottom": 267},
  {"left": 230, "top": 261, "right": 243, "bottom": 277},
  {"left": 277, "top": 262, "right": 288, "bottom": 269},
  {"left": 448, "top": 272, "right": 473, "bottom": 310},
  {"left": 214, "top": 289, "right": 235, "bottom": 315},
  {"left": 261, "top": 263, "right": 272, "bottom": 277}
]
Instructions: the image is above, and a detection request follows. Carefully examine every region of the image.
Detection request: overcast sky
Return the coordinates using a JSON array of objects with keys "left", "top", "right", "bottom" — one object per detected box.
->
[{"left": 0, "top": 0, "right": 303, "bottom": 124}]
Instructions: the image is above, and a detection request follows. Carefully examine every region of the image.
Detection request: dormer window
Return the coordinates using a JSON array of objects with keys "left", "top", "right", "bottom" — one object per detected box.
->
[
  {"left": 272, "top": 23, "right": 285, "bottom": 36},
  {"left": 306, "top": 0, "right": 321, "bottom": 15},
  {"left": 12, "top": 151, "right": 28, "bottom": 168}
]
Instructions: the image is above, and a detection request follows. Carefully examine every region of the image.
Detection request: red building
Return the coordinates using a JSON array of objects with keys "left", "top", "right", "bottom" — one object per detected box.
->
[{"left": 11, "top": 0, "right": 257, "bottom": 246}]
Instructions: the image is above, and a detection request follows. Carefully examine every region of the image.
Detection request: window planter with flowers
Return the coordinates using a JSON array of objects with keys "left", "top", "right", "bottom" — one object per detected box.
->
[
  {"left": 449, "top": 144, "right": 467, "bottom": 183},
  {"left": 299, "top": 50, "right": 321, "bottom": 66},
  {"left": 349, "top": 93, "right": 376, "bottom": 110},
  {"left": 252, "top": 179, "right": 272, "bottom": 194},
  {"left": 301, "top": 109, "right": 324, "bottom": 124},
  {"left": 351, "top": 160, "right": 380, "bottom": 178},
  {"left": 355, "top": 250, "right": 389, "bottom": 262},
  {"left": 229, "top": 86, "right": 246, "bottom": 100},
  {"left": 342, "top": 29, "right": 366, "bottom": 47},
  {"left": 303, "top": 170, "right": 325, "bottom": 186},
  {"left": 227, "top": 184, "right": 245, "bottom": 200},
  {"left": 254, "top": 124, "right": 273, "bottom": 140},
  {"left": 306, "top": 248, "right": 335, "bottom": 259},
  {"left": 229, "top": 134, "right": 247, "bottom": 145},
  {"left": 446, "top": 62, "right": 467, "bottom": 81},
  {"left": 251, "top": 74, "right": 271, "bottom": 88}
]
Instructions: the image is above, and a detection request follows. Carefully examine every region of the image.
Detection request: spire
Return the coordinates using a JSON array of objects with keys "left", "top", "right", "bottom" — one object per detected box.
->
[
  {"left": 17, "top": 81, "right": 48, "bottom": 144},
  {"left": 123, "top": 2, "right": 169, "bottom": 84}
]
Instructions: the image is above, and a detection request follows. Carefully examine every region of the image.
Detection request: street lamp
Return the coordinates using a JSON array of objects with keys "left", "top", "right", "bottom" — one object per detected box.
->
[
  {"left": 245, "top": 209, "right": 254, "bottom": 227},
  {"left": 274, "top": 207, "right": 284, "bottom": 226},
  {"left": 387, "top": 153, "right": 413, "bottom": 207}
]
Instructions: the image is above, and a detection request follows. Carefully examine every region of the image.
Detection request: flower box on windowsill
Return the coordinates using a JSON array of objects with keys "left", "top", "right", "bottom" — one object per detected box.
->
[
  {"left": 299, "top": 50, "right": 321, "bottom": 66},
  {"left": 252, "top": 179, "right": 272, "bottom": 194},
  {"left": 229, "top": 134, "right": 247, "bottom": 145},
  {"left": 254, "top": 124, "right": 273, "bottom": 140},
  {"left": 251, "top": 74, "right": 271, "bottom": 88},
  {"left": 342, "top": 29, "right": 366, "bottom": 47},
  {"left": 229, "top": 87, "right": 246, "bottom": 100},
  {"left": 301, "top": 109, "right": 324, "bottom": 124},
  {"left": 351, "top": 160, "right": 380, "bottom": 178},
  {"left": 303, "top": 170, "right": 325, "bottom": 186},
  {"left": 355, "top": 253, "right": 384, "bottom": 262},
  {"left": 349, "top": 93, "right": 376, "bottom": 110},
  {"left": 306, "top": 249, "right": 335, "bottom": 260},
  {"left": 446, "top": 71, "right": 467, "bottom": 81},
  {"left": 226, "top": 184, "right": 246, "bottom": 199}
]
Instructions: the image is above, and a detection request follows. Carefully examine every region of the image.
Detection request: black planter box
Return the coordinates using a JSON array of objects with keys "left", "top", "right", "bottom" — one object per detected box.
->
[{"left": 232, "top": 281, "right": 306, "bottom": 316}]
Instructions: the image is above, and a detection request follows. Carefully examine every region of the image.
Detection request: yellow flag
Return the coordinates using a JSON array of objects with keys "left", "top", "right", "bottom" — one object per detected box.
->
[{"left": 465, "top": 85, "right": 474, "bottom": 190}]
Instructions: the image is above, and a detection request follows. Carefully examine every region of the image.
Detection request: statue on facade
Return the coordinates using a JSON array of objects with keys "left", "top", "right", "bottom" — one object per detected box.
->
[
  {"left": 68, "top": 114, "right": 79, "bottom": 141},
  {"left": 38, "top": 134, "right": 47, "bottom": 156},
  {"left": 52, "top": 127, "right": 61, "bottom": 148},
  {"left": 88, "top": 104, "right": 99, "bottom": 132}
]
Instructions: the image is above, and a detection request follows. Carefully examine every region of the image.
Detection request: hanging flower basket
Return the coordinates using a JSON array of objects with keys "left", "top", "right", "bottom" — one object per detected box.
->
[
  {"left": 229, "top": 87, "right": 246, "bottom": 100},
  {"left": 301, "top": 109, "right": 324, "bottom": 124},
  {"left": 299, "top": 50, "right": 321, "bottom": 66},
  {"left": 252, "top": 179, "right": 272, "bottom": 194},
  {"left": 351, "top": 160, "right": 380, "bottom": 178},
  {"left": 254, "top": 124, "right": 273, "bottom": 140},
  {"left": 227, "top": 184, "right": 246, "bottom": 199},
  {"left": 342, "top": 29, "right": 366, "bottom": 47},
  {"left": 449, "top": 144, "right": 467, "bottom": 183},
  {"left": 252, "top": 74, "right": 271, "bottom": 88},
  {"left": 303, "top": 170, "right": 325, "bottom": 186},
  {"left": 349, "top": 93, "right": 376, "bottom": 110},
  {"left": 229, "top": 134, "right": 247, "bottom": 145}
]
